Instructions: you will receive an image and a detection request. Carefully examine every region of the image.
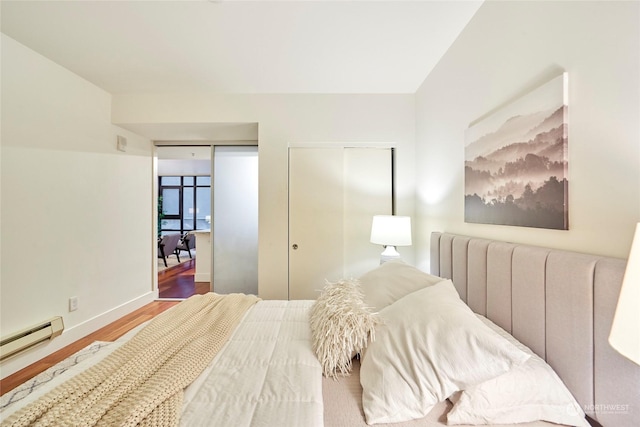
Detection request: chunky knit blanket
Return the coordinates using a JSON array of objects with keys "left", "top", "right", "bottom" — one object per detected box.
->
[{"left": 2, "top": 293, "right": 260, "bottom": 427}]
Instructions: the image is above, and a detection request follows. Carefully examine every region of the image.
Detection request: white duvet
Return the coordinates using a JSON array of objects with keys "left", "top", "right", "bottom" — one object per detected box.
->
[
  {"left": 181, "top": 299, "right": 324, "bottom": 427},
  {"left": 1, "top": 300, "right": 324, "bottom": 427}
]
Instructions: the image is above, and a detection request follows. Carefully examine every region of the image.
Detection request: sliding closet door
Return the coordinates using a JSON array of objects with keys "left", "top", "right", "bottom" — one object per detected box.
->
[
  {"left": 343, "top": 148, "right": 392, "bottom": 277},
  {"left": 213, "top": 146, "right": 258, "bottom": 295},
  {"left": 288, "top": 147, "right": 392, "bottom": 300},
  {"left": 289, "top": 148, "right": 345, "bottom": 300}
]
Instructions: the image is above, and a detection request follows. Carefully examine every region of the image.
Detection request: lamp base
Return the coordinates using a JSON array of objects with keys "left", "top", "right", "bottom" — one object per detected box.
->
[{"left": 380, "top": 245, "right": 401, "bottom": 264}]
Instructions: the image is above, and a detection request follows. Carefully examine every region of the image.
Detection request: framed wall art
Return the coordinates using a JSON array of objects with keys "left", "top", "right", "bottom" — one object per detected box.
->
[{"left": 464, "top": 73, "right": 568, "bottom": 230}]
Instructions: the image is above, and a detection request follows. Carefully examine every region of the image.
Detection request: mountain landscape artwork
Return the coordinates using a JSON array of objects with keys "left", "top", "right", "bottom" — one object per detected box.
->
[{"left": 465, "top": 73, "right": 568, "bottom": 229}]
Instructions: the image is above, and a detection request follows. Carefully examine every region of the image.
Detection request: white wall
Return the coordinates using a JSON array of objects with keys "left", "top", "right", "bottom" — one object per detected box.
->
[
  {"left": 415, "top": 0, "right": 640, "bottom": 270},
  {"left": 0, "top": 35, "right": 156, "bottom": 378},
  {"left": 112, "top": 94, "right": 416, "bottom": 299}
]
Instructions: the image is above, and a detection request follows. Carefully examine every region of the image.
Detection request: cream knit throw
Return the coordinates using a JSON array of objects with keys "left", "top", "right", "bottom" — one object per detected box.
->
[{"left": 2, "top": 292, "right": 260, "bottom": 427}]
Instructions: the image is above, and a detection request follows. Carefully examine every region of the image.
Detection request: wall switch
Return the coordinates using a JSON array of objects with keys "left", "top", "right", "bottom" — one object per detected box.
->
[{"left": 69, "top": 296, "right": 79, "bottom": 312}]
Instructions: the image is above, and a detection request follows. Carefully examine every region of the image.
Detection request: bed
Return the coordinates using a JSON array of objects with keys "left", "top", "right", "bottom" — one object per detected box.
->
[
  {"left": 427, "top": 232, "right": 639, "bottom": 427},
  {"left": 1, "top": 232, "right": 638, "bottom": 426}
]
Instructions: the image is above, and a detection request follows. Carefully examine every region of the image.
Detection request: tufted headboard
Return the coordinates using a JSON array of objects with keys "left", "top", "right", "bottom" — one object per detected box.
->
[{"left": 430, "top": 232, "right": 639, "bottom": 427}]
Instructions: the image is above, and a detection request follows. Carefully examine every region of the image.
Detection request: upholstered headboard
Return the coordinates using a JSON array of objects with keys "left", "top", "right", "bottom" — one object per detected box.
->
[{"left": 430, "top": 232, "right": 639, "bottom": 427}]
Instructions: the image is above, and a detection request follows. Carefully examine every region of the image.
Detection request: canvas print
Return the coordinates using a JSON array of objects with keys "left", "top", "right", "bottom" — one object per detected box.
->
[{"left": 464, "top": 73, "right": 568, "bottom": 229}]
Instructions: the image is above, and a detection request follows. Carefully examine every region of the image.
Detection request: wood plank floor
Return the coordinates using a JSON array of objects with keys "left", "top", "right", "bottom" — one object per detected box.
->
[
  {"left": 0, "top": 261, "right": 209, "bottom": 396},
  {"left": 158, "top": 258, "right": 210, "bottom": 298}
]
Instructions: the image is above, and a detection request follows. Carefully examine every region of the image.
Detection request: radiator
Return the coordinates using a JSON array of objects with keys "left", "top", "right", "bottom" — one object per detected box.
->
[{"left": 0, "top": 317, "right": 64, "bottom": 361}]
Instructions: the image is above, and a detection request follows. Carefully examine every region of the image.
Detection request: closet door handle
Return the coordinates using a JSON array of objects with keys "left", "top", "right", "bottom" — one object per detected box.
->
[{"left": 292, "top": 244, "right": 299, "bottom": 250}]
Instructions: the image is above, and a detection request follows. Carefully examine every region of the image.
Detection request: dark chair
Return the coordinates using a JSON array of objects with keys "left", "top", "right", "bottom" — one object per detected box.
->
[
  {"left": 158, "top": 233, "right": 181, "bottom": 267},
  {"left": 176, "top": 233, "right": 195, "bottom": 259}
]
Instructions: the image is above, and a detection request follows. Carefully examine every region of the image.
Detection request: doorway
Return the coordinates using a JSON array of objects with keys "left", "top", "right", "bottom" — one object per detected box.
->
[
  {"left": 155, "top": 144, "right": 259, "bottom": 299},
  {"left": 157, "top": 146, "right": 211, "bottom": 299}
]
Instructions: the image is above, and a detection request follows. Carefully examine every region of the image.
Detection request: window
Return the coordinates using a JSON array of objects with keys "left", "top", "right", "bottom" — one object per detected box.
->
[{"left": 159, "top": 176, "right": 211, "bottom": 236}]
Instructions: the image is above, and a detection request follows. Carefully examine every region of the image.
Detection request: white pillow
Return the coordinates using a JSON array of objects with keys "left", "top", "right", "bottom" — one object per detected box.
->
[
  {"left": 447, "top": 316, "right": 590, "bottom": 427},
  {"left": 359, "top": 260, "right": 444, "bottom": 312},
  {"left": 360, "top": 280, "right": 530, "bottom": 425},
  {"left": 310, "top": 278, "right": 379, "bottom": 379}
]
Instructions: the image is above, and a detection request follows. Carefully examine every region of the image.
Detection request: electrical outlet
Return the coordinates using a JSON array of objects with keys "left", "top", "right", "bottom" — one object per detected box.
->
[{"left": 69, "top": 296, "right": 79, "bottom": 312}]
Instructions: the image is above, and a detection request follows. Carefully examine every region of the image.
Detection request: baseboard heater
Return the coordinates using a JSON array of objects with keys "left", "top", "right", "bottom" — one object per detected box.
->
[{"left": 0, "top": 317, "right": 64, "bottom": 361}]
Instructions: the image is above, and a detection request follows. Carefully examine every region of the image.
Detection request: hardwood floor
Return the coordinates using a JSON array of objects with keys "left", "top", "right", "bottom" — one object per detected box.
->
[
  {"left": 0, "top": 300, "right": 180, "bottom": 395},
  {"left": 158, "top": 258, "right": 210, "bottom": 299},
  {"left": 0, "top": 262, "right": 209, "bottom": 396}
]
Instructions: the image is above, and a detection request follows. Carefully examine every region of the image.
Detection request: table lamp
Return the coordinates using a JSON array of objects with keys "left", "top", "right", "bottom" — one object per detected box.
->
[{"left": 370, "top": 215, "right": 412, "bottom": 264}]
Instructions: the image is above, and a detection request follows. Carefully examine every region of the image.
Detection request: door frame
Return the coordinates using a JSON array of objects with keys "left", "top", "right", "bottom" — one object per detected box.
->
[{"left": 153, "top": 140, "right": 258, "bottom": 299}]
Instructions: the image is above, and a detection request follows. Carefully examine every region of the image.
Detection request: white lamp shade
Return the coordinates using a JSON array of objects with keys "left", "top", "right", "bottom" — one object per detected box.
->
[
  {"left": 370, "top": 215, "right": 412, "bottom": 247},
  {"left": 609, "top": 222, "right": 640, "bottom": 365}
]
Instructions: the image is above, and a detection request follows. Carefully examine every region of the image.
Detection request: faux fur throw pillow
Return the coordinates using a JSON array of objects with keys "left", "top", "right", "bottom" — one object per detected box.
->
[{"left": 310, "top": 278, "right": 379, "bottom": 379}]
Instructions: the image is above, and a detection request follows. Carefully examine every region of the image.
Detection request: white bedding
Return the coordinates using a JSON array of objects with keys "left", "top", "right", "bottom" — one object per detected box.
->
[
  {"left": 0, "top": 291, "right": 583, "bottom": 427},
  {"left": 1, "top": 300, "right": 323, "bottom": 427},
  {"left": 180, "top": 299, "right": 323, "bottom": 426}
]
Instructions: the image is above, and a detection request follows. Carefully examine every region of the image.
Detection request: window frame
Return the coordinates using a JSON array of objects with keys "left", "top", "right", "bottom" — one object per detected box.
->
[{"left": 159, "top": 175, "right": 210, "bottom": 236}]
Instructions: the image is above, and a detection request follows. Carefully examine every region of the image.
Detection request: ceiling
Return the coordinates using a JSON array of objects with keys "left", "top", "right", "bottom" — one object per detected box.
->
[
  {"left": 1, "top": 1, "right": 483, "bottom": 142},
  {"left": 1, "top": 0, "right": 483, "bottom": 95}
]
